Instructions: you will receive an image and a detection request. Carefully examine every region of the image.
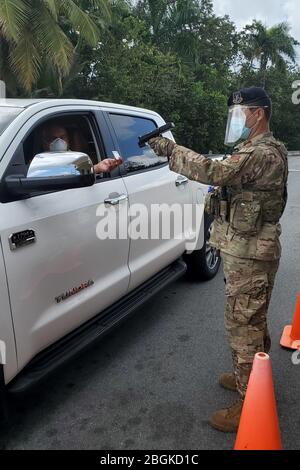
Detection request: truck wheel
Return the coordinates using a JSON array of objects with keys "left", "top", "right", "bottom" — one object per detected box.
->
[{"left": 184, "top": 215, "right": 221, "bottom": 281}]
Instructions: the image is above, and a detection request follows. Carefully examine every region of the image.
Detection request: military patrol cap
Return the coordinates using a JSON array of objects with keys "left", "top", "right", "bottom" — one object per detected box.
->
[{"left": 228, "top": 87, "right": 272, "bottom": 109}]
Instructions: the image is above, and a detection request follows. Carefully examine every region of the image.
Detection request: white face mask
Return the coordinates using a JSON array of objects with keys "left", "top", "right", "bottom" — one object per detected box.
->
[{"left": 49, "top": 138, "right": 69, "bottom": 152}]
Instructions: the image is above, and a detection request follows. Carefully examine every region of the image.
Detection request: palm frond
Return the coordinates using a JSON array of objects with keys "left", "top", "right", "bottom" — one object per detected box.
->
[
  {"left": 59, "top": 0, "right": 103, "bottom": 46},
  {"left": 43, "top": 0, "right": 59, "bottom": 20},
  {"left": 9, "top": 31, "right": 41, "bottom": 92},
  {"left": 87, "top": 0, "right": 111, "bottom": 20},
  {"left": 0, "top": 38, "right": 19, "bottom": 93},
  {"left": 33, "top": 5, "right": 74, "bottom": 76},
  {"left": 0, "top": 0, "right": 28, "bottom": 41}
]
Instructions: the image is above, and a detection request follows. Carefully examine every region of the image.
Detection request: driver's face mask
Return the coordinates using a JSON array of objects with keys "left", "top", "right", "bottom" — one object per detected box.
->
[{"left": 49, "top": 138, "right": 69, "bottom": 152}]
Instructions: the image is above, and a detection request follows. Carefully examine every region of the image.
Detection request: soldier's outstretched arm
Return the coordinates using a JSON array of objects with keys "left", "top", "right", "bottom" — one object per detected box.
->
[
  {"left": 148, "top": 137, "right": 253, "bottom": 187},
  {"left": 169, "top": 145, "right": 252, "bottom": 186}
]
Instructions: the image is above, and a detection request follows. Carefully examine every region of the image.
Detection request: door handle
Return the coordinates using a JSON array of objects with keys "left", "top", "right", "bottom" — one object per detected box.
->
[
  {"left": 175, "top": 176, "right": 189, "bottom": 187},
  {"left": 104, "top": 194, "right": 128, "bottom": 206}
]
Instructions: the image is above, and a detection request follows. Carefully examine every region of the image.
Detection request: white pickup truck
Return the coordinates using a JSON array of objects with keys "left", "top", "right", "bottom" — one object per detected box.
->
[{"left": 0, "top": 99, "right": 220, "bottom": 418}]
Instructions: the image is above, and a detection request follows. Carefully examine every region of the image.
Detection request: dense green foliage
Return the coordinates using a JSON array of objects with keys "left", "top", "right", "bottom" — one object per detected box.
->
[{"left": 1, "top": 0, "right": 299, "bottom": 150}]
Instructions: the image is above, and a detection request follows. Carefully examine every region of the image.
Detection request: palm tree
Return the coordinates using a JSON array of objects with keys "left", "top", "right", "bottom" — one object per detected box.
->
[
  {"left": 0, "top": 0, "right": 110, "bottom": 94},
  {"left": 135, "top": 0, "right": 169, "bottom": 43},
  {"left": 242, "top": 20, "right": 299, "bottom": 87},
  {"left": 167, "top": 0, "right": 201, "bottom": 60}
]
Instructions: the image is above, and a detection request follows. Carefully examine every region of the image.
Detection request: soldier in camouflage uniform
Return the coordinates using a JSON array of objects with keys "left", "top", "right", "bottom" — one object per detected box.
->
[{"left": 148, "top": 87, "right": 288, "bottom": 433}]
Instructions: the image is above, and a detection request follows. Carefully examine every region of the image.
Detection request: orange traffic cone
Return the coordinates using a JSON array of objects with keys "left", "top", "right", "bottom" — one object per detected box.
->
[
  {"left": 280, "top": 292, "right": 300, "bottom": 350},
  {"left": 234, "top": 352, "right": 282, "bottom": 450}
]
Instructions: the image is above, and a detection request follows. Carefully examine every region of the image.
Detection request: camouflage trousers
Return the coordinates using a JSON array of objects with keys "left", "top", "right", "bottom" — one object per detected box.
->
[{"left": 221, "top": 252, "right": 279, "bottom": 398}]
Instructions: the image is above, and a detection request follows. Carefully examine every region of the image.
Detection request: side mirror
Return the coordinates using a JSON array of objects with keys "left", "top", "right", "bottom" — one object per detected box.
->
[{"left": 5, "top": 151, "right": 95, "bottom": 195}]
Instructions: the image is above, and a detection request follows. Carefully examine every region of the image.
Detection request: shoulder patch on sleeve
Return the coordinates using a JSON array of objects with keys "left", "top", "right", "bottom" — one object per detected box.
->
[
  {"left": 228, "top": 155, "right": 243, "bottom": 162},
  {"left": 226, "top": 151, "right": 252, "bottom": 163},
  {"left": 222, "top": 150, "right": 253, "bottom": 173},
  {"left": 236, "top": 146, "right": 256, "bottom": 154}
]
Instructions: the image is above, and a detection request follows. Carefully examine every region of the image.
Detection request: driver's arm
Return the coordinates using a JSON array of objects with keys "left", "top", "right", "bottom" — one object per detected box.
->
[{"left": 93, "top": 157, "right": 123, "bottom": 174}]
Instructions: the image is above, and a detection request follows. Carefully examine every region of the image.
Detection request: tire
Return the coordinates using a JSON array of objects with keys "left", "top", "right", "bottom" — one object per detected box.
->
[{"left": 184, "top": 215, "right": 221, "bottom": 281}]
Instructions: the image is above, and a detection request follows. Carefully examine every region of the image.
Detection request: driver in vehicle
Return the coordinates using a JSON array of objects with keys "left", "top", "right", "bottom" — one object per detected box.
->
[{"left": 41, "top": 123, "right": 122, "bottom": 174}]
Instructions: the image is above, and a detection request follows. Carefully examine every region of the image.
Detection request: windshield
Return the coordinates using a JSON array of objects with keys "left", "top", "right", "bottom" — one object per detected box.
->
[{"left": 0, "top": 107, "right": 23, "bottom": 135}]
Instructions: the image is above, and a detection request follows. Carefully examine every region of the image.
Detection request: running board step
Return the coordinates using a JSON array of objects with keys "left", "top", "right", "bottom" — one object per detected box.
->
[{"left": 8, "top": 259, "right": 186, "bottom": 394}]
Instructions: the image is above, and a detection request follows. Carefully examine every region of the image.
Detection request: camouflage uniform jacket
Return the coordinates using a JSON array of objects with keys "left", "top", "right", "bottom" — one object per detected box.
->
[{"left": 168, "top": 132, "right": 288, "bottom": 260}]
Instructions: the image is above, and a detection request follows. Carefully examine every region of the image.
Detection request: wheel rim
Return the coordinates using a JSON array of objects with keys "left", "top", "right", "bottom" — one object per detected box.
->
[{"left": 205, "top": 225, "right": 219, "bottom": 270}]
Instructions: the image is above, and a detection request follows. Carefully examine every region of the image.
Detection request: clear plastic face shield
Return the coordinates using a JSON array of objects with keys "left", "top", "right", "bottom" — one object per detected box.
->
[{"left": 224, "top": 105, "right": 265, "bottom": 147}]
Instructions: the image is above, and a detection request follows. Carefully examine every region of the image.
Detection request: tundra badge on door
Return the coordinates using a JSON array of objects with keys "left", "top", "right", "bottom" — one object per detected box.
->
[{"left": 9, "top": 229, "right": 36, "bottom": 251}]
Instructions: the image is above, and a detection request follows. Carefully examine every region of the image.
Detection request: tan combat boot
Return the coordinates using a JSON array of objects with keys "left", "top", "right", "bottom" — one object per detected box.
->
[
  {"left": 219, "top": 372, "right": 237, "bottom": 392},
  {"left": 210, "top": 399, "right": 243, "bottom": 433}
]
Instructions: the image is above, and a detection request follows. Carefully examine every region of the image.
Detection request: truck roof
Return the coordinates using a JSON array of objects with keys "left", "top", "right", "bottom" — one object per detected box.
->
[{"left": 0, "top": 99, "right": 160, "bottom": 117}]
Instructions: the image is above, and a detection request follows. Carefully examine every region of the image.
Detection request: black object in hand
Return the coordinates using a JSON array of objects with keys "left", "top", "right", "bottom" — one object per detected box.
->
[{"left": 138, "top": 122, "right": 175, "bottom": 148}]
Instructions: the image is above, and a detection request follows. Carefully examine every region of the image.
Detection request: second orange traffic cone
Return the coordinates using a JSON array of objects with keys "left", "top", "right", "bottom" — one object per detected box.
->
[
  {"left": 280, "top": 292, "right": 300, "bottom": 350},
  {"left": 234, "top": 352, "right": 282, "bottom": 450}
]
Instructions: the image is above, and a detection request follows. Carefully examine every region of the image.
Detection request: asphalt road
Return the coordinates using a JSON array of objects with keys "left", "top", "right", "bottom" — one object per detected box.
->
[{"left": 1, "top": 157, "right": 300, "bottom": 450}]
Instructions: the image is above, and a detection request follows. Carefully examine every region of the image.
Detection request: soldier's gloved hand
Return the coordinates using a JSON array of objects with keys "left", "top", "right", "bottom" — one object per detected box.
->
[{"left": 148, "top": 137, "right": 175, "bottom": 158}]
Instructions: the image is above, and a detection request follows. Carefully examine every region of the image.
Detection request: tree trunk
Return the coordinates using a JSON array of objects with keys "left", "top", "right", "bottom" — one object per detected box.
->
[{"left": 260, "top": 55, "right": 268, "bottom": 88}]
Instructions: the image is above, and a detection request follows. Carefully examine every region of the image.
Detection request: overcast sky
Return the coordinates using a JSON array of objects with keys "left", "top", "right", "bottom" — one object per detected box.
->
[{"left": 213, "top": 0, "right": 300, "bottom": 62}]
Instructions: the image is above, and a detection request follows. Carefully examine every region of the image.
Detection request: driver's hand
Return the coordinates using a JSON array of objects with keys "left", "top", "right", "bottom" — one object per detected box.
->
[{"left": 94, "top": 157, "right": 123, "bottom": 174}]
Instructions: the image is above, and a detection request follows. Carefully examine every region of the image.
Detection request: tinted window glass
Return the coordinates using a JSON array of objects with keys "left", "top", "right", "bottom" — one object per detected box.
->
[{"left": 110, "top": 114, "right": 168, "bottom": 173}]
